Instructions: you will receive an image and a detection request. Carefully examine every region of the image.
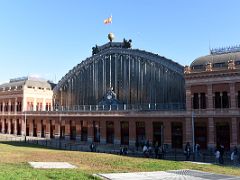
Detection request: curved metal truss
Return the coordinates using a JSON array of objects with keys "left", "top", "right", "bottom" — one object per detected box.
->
[{"left": 54, "top": 44, "right": 185, "bottom": 109}]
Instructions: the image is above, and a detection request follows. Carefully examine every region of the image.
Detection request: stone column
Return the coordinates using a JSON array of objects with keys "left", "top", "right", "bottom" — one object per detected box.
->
[
  {"left": 207, "top": 84, "right": 213, "bottom": 110},
  {"left": 76, "top": 120, "right": 81, "bottom": 141},
  {"left": 1, "top": 119, "right": 4, "bottom": 133},
  {"left": 231, "top": 117, "right": 238, "bottom": 148},
  {"left": 8, "top": 119, "right": 11, "bottom": 134},
  {"left": 87, "top": 120, "right": 94, "bottom": 143},
  {"left": 8, "top": 101, "right": 11, "bottom": 114},
  {"left": 43, "top": 98, "right": 46, "bottom": 111},
  {"left": 186, "top": 86, "right": 192, "bottom": 111},
  {"left": 185, "top": 117, "right": 192, "bottom": 145},
  {"left": 29, "top": 119, "right": 33, "bottom": 136},
  {"left": 21, "top": 118, "right": 26, "bottom": 136},
  {"left": 14, "top": 99, "right": 17, "bottom": 114},
  {"left": 207, "top": 117, "right": 215, "bottom": 150},
  {"left": 100, "top": 120, "right": 106, "bottom": 144},
  {"left": 129, "top": 120, "right": 136, "bottom": 147},
  {"left": 230, "top": 83, "right": 236, "bottom": 109},
  {"left": 52, "top": 120, "right": 55, "bottom": 138},
  {"left": 14, "top": 119, "right": 17, "bottom": 135},
  {"left": 114, "top": 120, "right": 121, "bottom": 145},
  {"left": 37, "top": 120, "right": 42, "bottom": 137},
  {"left": 33, "top": 98, "right": 37, "bottom": 111},
  {"left": 163, "top": 120, "right": 172, "bottom": 149},
  {"left": 45, "top": 120, "right": 50, "bottom": 139},
  {"left": 54, "top": 119, "right": 60, "bottom": 139},
  {"left": 65, "top": 120, "right": 70, "bottom": 140},
  {"left": 2, "top": 102, "right": 5, "bottom": 114}
]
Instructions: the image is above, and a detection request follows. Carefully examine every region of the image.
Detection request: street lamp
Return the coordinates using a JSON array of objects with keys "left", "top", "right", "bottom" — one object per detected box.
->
[
  {"left": 192, "top": 111, "right": 195, "bottom": 160},
  {"left": 24, "top": 111, "right": 27, "bottom": 142}
]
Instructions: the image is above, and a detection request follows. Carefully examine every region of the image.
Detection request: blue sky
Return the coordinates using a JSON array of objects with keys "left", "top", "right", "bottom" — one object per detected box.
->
[{"left": 0, "top": 0, "right": 240, "bottom": 83}]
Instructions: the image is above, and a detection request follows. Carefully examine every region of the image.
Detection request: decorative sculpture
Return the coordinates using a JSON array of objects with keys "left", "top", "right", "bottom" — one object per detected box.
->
[
  {"left": 92, "top": 45, "right": 100, "bottom": 55},
  {"left": 206, "top": 62, "right": 212, "bottom": 72},
  {"left": 184, "top": 66, "right": 191, "bottom": 74},
  {"left": 123, "top": 38, "right": 132, "bottom": 48},
  {"left": 228, "top": 60, "right": 235, "bottom": 70}
]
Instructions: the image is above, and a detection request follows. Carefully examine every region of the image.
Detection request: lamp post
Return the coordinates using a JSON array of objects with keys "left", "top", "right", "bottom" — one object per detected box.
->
[
  {"left": 24, "top": 111, "right": 27, "bottom": 142},
  {"left": 192, "top": 111, "right": 195, "bottom": 160}
]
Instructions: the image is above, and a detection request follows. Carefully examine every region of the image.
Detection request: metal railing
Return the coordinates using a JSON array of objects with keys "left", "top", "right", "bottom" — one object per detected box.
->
[
  {"left": 54, "top": 103, "right": 186, "bottom": 112},
  {"left": 0, "top": 134, "right": 238, "bottom": 166}
]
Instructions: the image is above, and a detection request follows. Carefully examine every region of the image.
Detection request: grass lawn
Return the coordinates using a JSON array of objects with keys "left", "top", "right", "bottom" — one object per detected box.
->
[{"left": 0, "top": 141, "right": 239, "bottom": 179}]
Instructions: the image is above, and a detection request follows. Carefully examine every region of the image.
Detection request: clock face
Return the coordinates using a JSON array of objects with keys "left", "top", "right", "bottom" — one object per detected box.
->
[{"left": 107, "top": 94, "right": 112, "bottom": 99}]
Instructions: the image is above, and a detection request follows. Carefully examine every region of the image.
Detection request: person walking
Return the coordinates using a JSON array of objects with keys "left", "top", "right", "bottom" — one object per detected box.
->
[
  {"left": 143, "top": 144, "right": 149, "bottom": 158},
  {"left": 215, "top": 148, "right": 220, "bottom": 164},
  {"left": 184, "top": 142, "right": 191, "bottom": 161},
  {"left": 219, "top": 144, "right": 224, "bottom": 165},
  {"left": 195, "top": 143, "right": 201, "bottom": 160},
  {"left": 231, "top": 146, "right": 238, "bottom": 166}
]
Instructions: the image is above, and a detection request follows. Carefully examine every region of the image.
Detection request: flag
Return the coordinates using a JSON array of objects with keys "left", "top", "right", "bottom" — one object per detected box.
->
[{"left": 104, "top": 16, "right": 112, "bottom": 24}]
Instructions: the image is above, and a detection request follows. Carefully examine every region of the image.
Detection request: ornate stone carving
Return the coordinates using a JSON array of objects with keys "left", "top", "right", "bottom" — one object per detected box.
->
[
  {"left": 228, "top": 60, "right": 235, "bottom": 70},
  {"left": 122, "top": 38, "right": 132, "bottom": 48},
  {"left": 92, "top": 45, "right": 100, "bottom": 55},
  {"left": 206, "top": 62, "right": 212, "bottom": 72},
  {"left": 184, "top": 66, "right": 191, "bottom": 74}
]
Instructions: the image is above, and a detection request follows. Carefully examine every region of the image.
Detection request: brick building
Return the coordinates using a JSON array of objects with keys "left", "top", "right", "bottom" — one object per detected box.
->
[
  {"left": 0, "top": 42, "right": 239, "bottom": 151},
  {"left": 184, "top": 46, "right": 240, "bottom": 150},
  {"left": 0, "top": 77, "right": 53, "bottom": 136}
]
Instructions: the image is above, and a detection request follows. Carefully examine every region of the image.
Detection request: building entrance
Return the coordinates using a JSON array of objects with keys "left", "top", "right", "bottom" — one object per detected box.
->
[
  {"left": 81, "top": 121, "right": 88, "bottom": 141},
  {"left": 216, "top": 122, "right": 230, "bottom": 150},
  {"left": 93, "top": 121, "right": 100, "bottom": 142},
  {"left": 70, "top": 121, "right": 76, "bottom": 140},
  {"left": 153, "top": 122, "right": 163, "bottom": 146},
  {"left": 121, "top": 121, "right": 129, "bottom": 145},
  {"left": 195, "top": 123, "right": 207, "bottom": 149},
  {"left": 106, "top": 121, "right": 114, "bottom": 144},
  {"left": 171, "top": 122, "right": 183, "bottom": 149},
  {"left": 136, "top": 122, "right": 145, "bottom": 146}
]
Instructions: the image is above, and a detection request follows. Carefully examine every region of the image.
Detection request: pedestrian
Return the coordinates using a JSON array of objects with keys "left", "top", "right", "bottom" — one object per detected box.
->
[
  {"left": 184, "top": 142, "right": 191, "bottom": 161},
  {"left": 219, "top": 145, "right": 224, "bottom": 164},
  {"left": 195, "top": 143, "right": 201, "bottom": 160},
  {"left": 135, "top": 141, "right": 139, "bottom": 151},
  {"left": 123, "top": 147, "right": 128, "bottom": 155},
  {"left": 143, "top": 144, "right": 148, "bottom": 157},
  {"left": 120, "top": 147, "right": 124, "bottom": 155},
  {"left": 215, "top": 149, "right": 220, "bottom": 164},
  {"left": 231, "top": 147, "right": 238, "bottom": 166},
  {"left": 89, "top": 142, "right": 95, "bottom": 152}
]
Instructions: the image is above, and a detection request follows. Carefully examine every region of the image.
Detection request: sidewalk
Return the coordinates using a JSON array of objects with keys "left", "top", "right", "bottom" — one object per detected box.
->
[{"left": 96, "top": 169, "right": 240, "bottom": 180}]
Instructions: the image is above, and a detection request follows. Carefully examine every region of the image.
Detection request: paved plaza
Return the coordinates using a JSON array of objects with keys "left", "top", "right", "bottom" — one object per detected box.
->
[{"left": 96, "top": 169, "right": 240, "bottom": 180}]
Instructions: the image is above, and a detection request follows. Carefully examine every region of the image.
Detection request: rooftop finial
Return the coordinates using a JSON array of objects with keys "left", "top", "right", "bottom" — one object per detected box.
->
[{"left": 108, "top": 33, "right": 115, "bottom": 42}]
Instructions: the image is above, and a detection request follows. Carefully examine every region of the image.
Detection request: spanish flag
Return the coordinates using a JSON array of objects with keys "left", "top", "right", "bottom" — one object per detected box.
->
[{"left": 104, "top": 16, "right": 112, "bottom": 24}]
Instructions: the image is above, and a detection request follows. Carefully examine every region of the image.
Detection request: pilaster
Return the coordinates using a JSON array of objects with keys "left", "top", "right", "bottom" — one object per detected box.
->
[
  {"left": 207, "top": 117, "right": 215, "bottom": 150},
  {"left": 231, "top": 117, "right": 238, "bottom": 148}
]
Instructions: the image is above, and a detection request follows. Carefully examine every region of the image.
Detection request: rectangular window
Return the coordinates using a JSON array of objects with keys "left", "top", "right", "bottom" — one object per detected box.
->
[
  {"left": 193, "top": 93, "right": 199, "bottom": 109},
  {"left": 215, "top": 92, "right": 221, "bottom": 108},
  {"left": 222, "top": 91, "right": 229, "bottom": 108},
  {"left": 200, "top": 93, "right": 206, "bottom": 109},
  {"left": 238, "top": 91, "right": 240, "bottom": 108}
]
